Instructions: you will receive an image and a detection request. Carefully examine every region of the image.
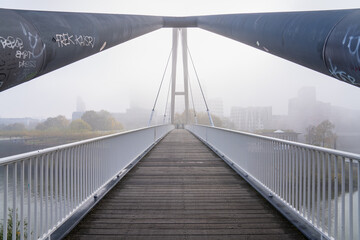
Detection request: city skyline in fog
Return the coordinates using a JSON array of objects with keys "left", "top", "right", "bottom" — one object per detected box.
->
[{"left": 0, "top": 0, "right": 360, "bottom": 119}]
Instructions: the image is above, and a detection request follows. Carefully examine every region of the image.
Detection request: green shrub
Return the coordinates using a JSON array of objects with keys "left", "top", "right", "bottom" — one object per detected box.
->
[{"left": 0, "top": 209, "right": 28, "bottom": 240}]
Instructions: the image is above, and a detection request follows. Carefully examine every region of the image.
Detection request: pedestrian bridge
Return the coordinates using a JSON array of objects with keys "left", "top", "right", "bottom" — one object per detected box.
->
[
  {"left": 1, "top": 125, "right": 360, "bottom": 240},
  {"left": 1, "top": 7, "right": 360, "bottom": 240}
]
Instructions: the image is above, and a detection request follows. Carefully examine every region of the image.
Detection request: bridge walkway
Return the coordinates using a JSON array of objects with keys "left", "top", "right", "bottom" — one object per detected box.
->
[{"left": 65, "top": 129, "right": 306, "bottom": 240}]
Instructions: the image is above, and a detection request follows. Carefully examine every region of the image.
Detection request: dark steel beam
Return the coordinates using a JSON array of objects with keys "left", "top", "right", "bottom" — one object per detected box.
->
[
  {"left": 197, "top": 9, "right": 360, "bottom": 87},
  {"left": 1, "top": 9, "right": 360, "bottom": 92},
  {"left": 0, "top": 8, "right": 162, "bottom": 92}
]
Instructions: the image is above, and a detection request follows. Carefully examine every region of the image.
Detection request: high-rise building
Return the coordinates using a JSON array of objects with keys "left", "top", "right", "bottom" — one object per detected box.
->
[
  {"left": 288, "top": 87, "right": 331, "bottom": 132},
  {"left": 230, "top": 106, "right": 272, "bottom": 132}
]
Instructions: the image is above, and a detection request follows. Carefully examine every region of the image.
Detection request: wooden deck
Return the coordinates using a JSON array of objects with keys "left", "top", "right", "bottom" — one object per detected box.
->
[{"left": 65, "top": 129, "right": 306, "bottom": 240}]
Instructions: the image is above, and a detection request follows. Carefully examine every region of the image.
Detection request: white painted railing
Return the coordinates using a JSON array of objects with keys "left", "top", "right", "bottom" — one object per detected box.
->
[
  {"left": 0, "top": 124, "right": 174, "bottom": 240},
  {"left": 186, "top": 124, "right": 360, "bottom": 240}
]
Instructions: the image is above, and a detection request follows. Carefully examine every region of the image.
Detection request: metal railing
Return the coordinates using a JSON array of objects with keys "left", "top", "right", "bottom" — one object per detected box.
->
[
  {"left": 186, "top": 124, "right": 360, "bottom": 240},
  {"left": 0, "top": 124, "right": 174, "bottom": 240}
]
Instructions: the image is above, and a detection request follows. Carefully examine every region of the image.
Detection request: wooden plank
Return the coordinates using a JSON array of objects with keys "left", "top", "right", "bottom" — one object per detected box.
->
[{"left": 65, "top": 129, "right": 306, "bottom": 239}]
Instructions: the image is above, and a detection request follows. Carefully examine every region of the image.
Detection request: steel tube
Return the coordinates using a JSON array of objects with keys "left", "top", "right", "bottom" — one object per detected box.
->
[
  {"left": 198, "top": 9, "right": 360, "bottom": 87},
  {"left": 0, "top": 9, "right": 163, "bottom": 92}
]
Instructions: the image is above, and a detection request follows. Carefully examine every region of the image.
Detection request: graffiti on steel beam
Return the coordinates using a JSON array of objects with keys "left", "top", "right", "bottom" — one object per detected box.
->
[
  {"left": 20, "top": 22, "right": 46, "bottom": 59},
  {"left": 0, "top": 36, "right": 24, "bottom": 50},
  {"left": 55, "top": 33, "right": 95, "bottom": 48},
  {"left": 342, "top": 30, "right": 360, "bottom": 64},
  {"left": 328, "top": 58, "right": 358, "bottom": 85}
]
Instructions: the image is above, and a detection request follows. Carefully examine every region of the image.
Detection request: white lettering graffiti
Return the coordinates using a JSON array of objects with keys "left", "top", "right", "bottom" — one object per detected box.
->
[
  {"left": 328, "top": 58, "right": 357, "bottom": 85},
  {"left": 18, "top": 60, "right": 36, "bottom": 68},
  {"left": 0, "top": 36, "right": 24, "bottom": 50},
  {"left": 56, "top": 33, "right": 95, "bottom": 48},
  {"left": 20, "top": 22, "right": 46, "bottom": 59},
  {"left": 342, "top": 31, "right": 360, "bottom": 64},
  {"left": 15, "top": 50, "right": 34, "bottom": 59}
]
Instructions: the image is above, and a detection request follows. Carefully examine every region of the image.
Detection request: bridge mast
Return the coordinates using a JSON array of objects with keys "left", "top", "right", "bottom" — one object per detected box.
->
[{"left": 170, "top": 28, "right": 190, "bottom": 124}]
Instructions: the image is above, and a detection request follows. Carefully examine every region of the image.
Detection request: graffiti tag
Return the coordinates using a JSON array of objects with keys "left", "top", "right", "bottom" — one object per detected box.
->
[
  {"left": 55, "top": 33, "right": 95, "bottom": 48},
  {"left": 0, "top": 36, "right": 24, "bottom": 50},
  {"left": 328, "top": 58, "right": 357, "bottom": 85},
  {"left": 18, "top": 60, "right": 36, "bottom": 68},
  {"left": 342, "top": 31, "right": 360, "bottom": 64}
]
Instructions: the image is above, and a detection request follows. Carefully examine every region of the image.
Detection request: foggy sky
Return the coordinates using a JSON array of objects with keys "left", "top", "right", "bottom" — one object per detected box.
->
[{"left": 0, "top": 0, "right": 360, "bottom": 119}]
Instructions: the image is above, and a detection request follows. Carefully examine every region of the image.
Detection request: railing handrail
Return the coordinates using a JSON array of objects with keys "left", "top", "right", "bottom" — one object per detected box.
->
[
  {"left": 0, "top": 124, "right": 171, "bottom": 165},
  {"left": 186, "top": 124, "right": 360, "bottom": 239},
  {"left": 193, "top": 124, "right": 360, "bottom": 160}
]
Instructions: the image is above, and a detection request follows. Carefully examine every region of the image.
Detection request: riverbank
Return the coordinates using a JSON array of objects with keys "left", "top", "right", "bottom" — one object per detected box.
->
[{"left": 0, "top": 130, "right": 121, "bottom": 158}]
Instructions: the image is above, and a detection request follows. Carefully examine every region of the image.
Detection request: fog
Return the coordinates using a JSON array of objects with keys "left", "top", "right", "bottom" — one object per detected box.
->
[{"left": 0, "top": 0, "right": 360, "bottom": 120}]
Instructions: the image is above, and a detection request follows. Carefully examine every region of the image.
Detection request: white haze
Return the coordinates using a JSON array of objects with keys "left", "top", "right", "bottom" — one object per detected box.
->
[{"left": 0, "top": 0, "right": 359, "bottom": 119}]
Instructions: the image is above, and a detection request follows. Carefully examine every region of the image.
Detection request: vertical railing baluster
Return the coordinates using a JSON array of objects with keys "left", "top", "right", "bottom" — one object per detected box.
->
[
  {"left": 34, "top": 157, "right": 38, "bottom": 240},
  {"left": 327, "top": 154, "right": 332, "bottom": 237},
  {"left": 85, "top": 144, "right": 88, "bottom": 199},
  {"left": 20, "top": 161, "right": 24, "bottom": 240},
  {"left": 317, "top": 152, "right": 321, "bottom": 227},
  {"left": 59, "top": 151, "right": 63, "bottom": 222},
  {"left": 278, "top": 143, "right": 285, "bottom": 200},
  {"left": 285, "top": 145, "right": 288, "bottom": 203},
  {"left": 291, "top": 146, "right": 295, "bottom": 208},
  {"left": 71, "top": 147, "right": 74, "bottom": 211},
  {"left": 334, "top": 156, "right": 338, "bottom": 240},
  {"left": 357, "top": 159, "right": 360, "bottom": 240},
  {"left": 12, "top": 162, "right": 17, "bottom": 240},
  {"left": 40, "top": 155, "right": 44, "bottom": 237},
  {"left": 341, "top": 157, "right": 345, "bottom": 240},
  {"left": 50, "top": 152, "right": 54, "bottom": 230},
  {"left": 27, "top": 159, "right": 31, "bottom": 240},
  {"left": 349, "top": 158, "right": 354, "bottom": 240},
  {"left": 78, "top": 146, "right": 81, "bottom": 204},
  {"left": 299, "top": 147, "right": 302, "bottom": 214},
  {"left": 77, "top": 146, "right": 80, "bottom": 204},
  {"left": 302, "top": 148, "right": 306, "bottom": 216},
  {"left": 45, "top": 154, "right": 49, "bottom": 234},
  {"left": 296, "top": 147, "right": 299, "bottom": 211},
  {"left": 65, "top": 149, "right": 69, "bottom": 217},
  {"left": 67, "top": 148, "right": 71, "bottom": 215},
  {"left": 3, "top": 165, "right": 8, "bottom": 240},
  {"left": 55, "top": 151, "right": 58, "bottom": 226},
  {"left": 322, "top": 152, "right": 326, "bottom": 231},
  {"left": 312, "top": 150, "right": 316, "bottom": 224}
]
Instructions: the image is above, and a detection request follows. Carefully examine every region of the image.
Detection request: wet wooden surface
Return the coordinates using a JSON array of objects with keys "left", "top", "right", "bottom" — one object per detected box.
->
[{"left": 65, "top": 129, "right": 306, "bottom": 240}]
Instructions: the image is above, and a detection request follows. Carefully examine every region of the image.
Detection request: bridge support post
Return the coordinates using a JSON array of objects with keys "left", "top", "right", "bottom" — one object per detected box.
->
[{"left": 170, "top": 28, "right": 190, "bottom": 124}]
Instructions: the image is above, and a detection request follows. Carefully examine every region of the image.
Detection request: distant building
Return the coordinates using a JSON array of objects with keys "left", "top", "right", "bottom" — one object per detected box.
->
[
  {"left": 230, "top": 106, "right": 272, "bottom": 132},
  {"left": 72, "top": 97, "right": 86, "bottom": 120},
  {"left": 76, "top": 97, "right": 86, "bottom": 112},
  {"left": 270, "top": 115, "right": 290, "bottom": 130},
  {"left": 72, "top": 111, "right": 84, "bottom": 120},
  {"left": 112, "top": 107, "right": 152, "bottom": 130},
  {"left": 288, "top": 87, "right": 331, "bottom": 132},
  {"left": 0, "top": 118, "right": 40, "bottom": 129},
  {"left": 258, "top": 129, "right": 300, "bottom": 142}
]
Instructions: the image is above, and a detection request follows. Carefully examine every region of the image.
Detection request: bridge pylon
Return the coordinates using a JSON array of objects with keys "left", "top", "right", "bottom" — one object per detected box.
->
[{"left": 170, "top": 28, "right": 190, "bottom": 124}]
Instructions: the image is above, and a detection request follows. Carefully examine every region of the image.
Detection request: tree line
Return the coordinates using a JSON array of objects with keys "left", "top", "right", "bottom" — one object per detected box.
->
[{"left": 1, "top": 110, "right": 123, "bottom": 132}]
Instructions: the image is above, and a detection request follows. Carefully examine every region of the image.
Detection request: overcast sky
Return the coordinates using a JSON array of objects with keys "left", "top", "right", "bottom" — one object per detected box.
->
[{"left": 0, "top": 0, "right": 360, "bottom": 119}]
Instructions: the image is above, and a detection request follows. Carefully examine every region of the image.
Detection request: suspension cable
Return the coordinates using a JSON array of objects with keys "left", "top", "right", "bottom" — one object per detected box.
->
[
  {"left": 187, "top": 47, "right": 214, "bottom": 127},
  {"left": 148, "top": 49, "right": 172, "bottom": 126},
  {"left": 163, "top": 75, "right": 172, "bottom": 124},
  {"left": 188, "top": 74, "right": 197, "bottom": 124}
]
